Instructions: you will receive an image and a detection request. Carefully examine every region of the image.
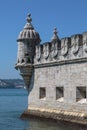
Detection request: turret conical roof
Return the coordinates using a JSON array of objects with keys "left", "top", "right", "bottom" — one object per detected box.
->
[{"left": 17, "top": 13, "right": 41, "bottom": 43}]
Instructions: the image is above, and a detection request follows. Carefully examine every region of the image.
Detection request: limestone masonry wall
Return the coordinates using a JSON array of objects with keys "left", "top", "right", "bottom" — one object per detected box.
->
[
  {"left": 29, "top": 62, "right": 87, "bottom": 112},
  {"left": 29, "top": 31, "right": 87, "bottom": 115}
]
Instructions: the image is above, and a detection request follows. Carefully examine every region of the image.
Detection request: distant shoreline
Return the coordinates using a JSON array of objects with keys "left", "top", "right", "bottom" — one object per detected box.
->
[
  {"left": 0, "top": 87, "right": 24, "bottom": 89},
  {"left": 0, "top": 79, "right": 25, "bottom": 89}
]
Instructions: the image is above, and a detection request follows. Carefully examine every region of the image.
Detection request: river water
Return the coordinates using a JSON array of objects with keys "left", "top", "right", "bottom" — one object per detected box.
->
[{"left": 0, "top": 88, "right": 86, "bottom": 130}]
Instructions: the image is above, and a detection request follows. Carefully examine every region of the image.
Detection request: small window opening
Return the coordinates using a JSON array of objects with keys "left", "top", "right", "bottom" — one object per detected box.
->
[
  {"left": 76, "top": 87, "right": 86, "bottom": 104},
  {"left": 56, "top": 87, "right": 64, "bottom": 102},
  {"left": 21, "top": 59, "right": 24, "bottom": 63},
  {"left": 39, "top": 87, "right": 46, "bottom": 99}
]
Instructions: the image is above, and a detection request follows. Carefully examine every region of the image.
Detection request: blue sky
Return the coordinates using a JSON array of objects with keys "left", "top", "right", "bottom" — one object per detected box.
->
[{"left": 0, "top": 0, "right": 87, "bottom": 79}]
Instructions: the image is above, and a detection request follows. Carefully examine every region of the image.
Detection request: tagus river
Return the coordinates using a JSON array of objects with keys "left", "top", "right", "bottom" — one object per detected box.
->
[{"left": 0, "top": 88, "right": 86, "bottom": 130}]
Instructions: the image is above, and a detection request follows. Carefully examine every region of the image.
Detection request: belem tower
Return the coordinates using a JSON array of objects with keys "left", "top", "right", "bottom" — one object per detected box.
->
[{"left": 15, "top": 13, "right": 87, "bottom": 125}]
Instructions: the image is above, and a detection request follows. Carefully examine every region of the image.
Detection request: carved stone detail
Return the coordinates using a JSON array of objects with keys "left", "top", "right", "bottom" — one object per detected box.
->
[
  {"left": 83, "top": 32, "right": 87, "bottom": 52},
  {"left": 51, "top": 42, "right": 58, "bottom": 58},
  {"left": 61, "top": 38, "right": 68, "bottom": 56},
  {"left": 36, "top": 45, "right": 41, "bottom": 61},
  {"left": 43, "top": 43, "right": 49, "bottom": 59},
  {"left": 71, "top": 35, "right": 79, "bottom": 54}
]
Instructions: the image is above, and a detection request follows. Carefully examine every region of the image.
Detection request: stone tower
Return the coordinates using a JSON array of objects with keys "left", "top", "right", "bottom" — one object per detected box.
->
[
  {"left": 15, "top": 13, "right": 87, "bottom": 125},
  {"left": 15, "top": 14, "right": 41, "bottom": 90}
]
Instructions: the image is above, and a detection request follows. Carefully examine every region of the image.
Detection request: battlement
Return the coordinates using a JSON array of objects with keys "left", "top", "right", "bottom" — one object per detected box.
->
[{"left": 34, "top": 32, "right": 87, "bottom": 65}]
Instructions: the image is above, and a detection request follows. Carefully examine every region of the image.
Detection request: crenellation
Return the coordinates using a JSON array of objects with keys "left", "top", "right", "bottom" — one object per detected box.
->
[
  {"left": 71, "top": 34, "right": 82, "bottom": 59},
  {"left": 43, "top": 42, "right": 50, "bottom": 60},
  {"left": 61, "top": 37, "right": 70, "bottom": 56},
  {"left": 35, "top": 44, "right": 42, "bottom": 61},
  {"left": 34, "top": 33, "right": 87, "bottom": 64},
  {"left": 50, "top": 41, "right": 58, "bottom": 59}
]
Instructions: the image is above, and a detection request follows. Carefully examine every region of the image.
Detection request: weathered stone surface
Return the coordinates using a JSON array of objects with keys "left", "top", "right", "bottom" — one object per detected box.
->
[
  {"left": 21, "top": 107, "right": 87, "bottom": 125},
  {"left": 29, "top": 61, "right": 87, "bottom": 112}
]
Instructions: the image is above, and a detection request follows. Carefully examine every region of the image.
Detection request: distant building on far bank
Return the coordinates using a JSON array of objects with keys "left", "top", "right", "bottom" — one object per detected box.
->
[{"left": 15, "top": 13, "right": 87, "bottom": 125}]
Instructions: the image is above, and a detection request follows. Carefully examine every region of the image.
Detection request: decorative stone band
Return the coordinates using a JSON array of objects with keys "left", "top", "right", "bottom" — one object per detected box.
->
[
  {"left": 34, "top": 57, "right": 87, "bottom": 68},
  {"left": 21, "top": 107, "right": 87, "bottom": 125}
]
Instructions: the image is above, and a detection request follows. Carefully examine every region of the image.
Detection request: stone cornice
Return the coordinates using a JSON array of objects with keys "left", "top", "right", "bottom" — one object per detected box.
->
[{"left": 34, "top": 57, "right": 87, "bottom": 68}]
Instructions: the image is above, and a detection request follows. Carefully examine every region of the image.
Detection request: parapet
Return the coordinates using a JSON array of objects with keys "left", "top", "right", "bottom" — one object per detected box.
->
[{"left": 34, "top": 31, "right": 87, "bottom": 65}]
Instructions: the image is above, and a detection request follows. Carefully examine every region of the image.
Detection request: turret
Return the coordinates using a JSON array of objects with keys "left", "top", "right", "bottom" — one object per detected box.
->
[{"left": 15, "top": 13, "right": 41, "bottom": 90}]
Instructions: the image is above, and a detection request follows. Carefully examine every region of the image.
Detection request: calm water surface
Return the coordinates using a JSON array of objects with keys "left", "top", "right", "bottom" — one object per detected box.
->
[{"left": 0, "top": 88, "right": 86, "bottom": 130}]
